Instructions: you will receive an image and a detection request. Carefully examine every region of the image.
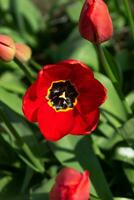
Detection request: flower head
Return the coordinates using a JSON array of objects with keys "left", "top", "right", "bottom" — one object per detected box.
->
[
  {"left": 50, "top": 167, "right": 90, "bottom": 200},
  {"left": 22, "top": 60, "right": 106, "bottom": 141},
  {"left": 0, "top": 34, "right": 16, "bottom": 62},
  {"left": 15, "top": 43, "right": 32, "bottom": 62},
  {"left": 79, "top": 0, "right": 113, "bottom": 43}
]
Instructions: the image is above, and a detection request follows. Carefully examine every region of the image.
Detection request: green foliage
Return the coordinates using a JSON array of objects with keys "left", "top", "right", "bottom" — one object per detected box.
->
[
  {"left": 0, "top": 0, "right": 134, "bottom": 199},
  {"left": 49, "top": 28, "right": 99, "bottom": 71},
  {"left": 49, "top": 136, "right": 113, "bottom": 200}
]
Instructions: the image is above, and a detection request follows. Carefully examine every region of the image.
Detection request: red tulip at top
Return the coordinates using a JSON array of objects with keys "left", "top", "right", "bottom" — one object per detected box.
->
[
  {"left": 79, "top": 0, "right": 113, "bottom": 44},
  {"left": 22, "top": 60, "right": 106, "bottom": 141},
  {"left": 50, "top": 167, "right": 90, "bottom": 200}
]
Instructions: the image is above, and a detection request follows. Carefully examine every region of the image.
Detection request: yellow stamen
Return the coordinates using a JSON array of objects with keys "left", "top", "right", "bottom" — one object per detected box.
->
[{"left": 59, "top": 92, "right": 66, "bottom": 99}]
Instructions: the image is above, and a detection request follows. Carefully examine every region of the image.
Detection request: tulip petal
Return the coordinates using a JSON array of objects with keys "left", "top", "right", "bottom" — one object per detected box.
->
[
  {"left": 60, "top": 59, "right": 94, "bottom": 82},
  {"left": 73, "top": 171, "right": 90, "bottom": 200},
  {"left": 71, "top": 108, "right": 99, "bottom": 135},
  {"left": 56, "top": 168, "right": 82, "bottom": 185},
  {"left": 77, "top": 78, "right": 107, "bottom": 114},
  {"left": 38, "top": 103, "right": 74, "bottom": 141},
  {"left": 22, "top": 81, "right": 44, "bottom": 122},
  {"left": 0, "top": 35, "right": 16, "bottom": 61},
  {"left": 36, "top": 64, "right": 72, "bottom": 97},
  {"left": 58, "top": 60, "right": 94, "bottom": 94}
]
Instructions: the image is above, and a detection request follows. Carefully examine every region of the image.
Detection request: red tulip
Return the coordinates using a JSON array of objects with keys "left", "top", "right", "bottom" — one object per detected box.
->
[
  {"left": 0, "top": 35, "right": 16, "bottom": 62},
  {"left": 50, "top": 168, "right": 90, "bottom": 200},
  {"left": 79, "top": 0, "right": 113, "bottom": 43},
  {"left": 22, "top": 59, "right": 106, "bottom": 141}
]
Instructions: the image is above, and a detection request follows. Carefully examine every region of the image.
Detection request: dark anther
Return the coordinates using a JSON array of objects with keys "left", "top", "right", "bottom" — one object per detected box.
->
[{"left": 48, "top": 80, "right": 78, "bottom": 110}]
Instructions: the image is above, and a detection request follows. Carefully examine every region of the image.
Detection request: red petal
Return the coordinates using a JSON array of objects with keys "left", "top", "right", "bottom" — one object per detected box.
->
[
  {"left": 71, "top": 108, "right": 99, "bottom": 135},
  {"left": 73, "top": 171, "right": 90, "bottom": 200},
  {"left": 22, "top": 81, "right": 43, "bottom": 122},
  {"left": 56, "top": 168, "right": 82, "bottom": 186},
  {"left": 57, "top": 60, "right": 95, "bottom": 96},
  {"left": 59, "top": 59, "right": 94, "bottom": 83},
  {"left": 79, "top": 0, "right": 95, "bottom": 41},
  {"left": 35, "top": 60, "right": 94, "bottom": 99},
  {"left": 36, "top": 64, "right": 72, "bottom": 98},
  {"left": 37, "top": 102, "right": 74, "bottom": 141},
  {"left": 71, "top": 66, "right": 94, "bottom": 91},
  {"left": 77, "top": 78, "right": 107, "bottom": 114}
]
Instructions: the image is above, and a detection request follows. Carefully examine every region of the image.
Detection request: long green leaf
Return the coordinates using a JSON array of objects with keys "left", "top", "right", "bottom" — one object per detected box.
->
[
  {"left": 49, "top": 135, "right": 113, "bottom": 200},
  {"left": 95, "top": 72, "right": 127, "bottom": 127}
]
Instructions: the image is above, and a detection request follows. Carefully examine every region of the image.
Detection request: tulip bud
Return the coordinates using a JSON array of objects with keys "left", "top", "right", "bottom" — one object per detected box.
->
[
  {"left": 50, "top": 167, "right": 90, "bottom": 200},
  {"left": 15, "top": 43, "right": 32, "bottom": 62},
  {"left": 79, "top": 0, "right": 113, "bottom": 44},
  {"left": 0, "top": 35, "right": 16, "bottom": 62}
]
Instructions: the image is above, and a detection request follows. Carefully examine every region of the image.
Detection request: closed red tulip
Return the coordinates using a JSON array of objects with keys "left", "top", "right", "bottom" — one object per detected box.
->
[
  {"left": 79, "top": 0, "right": 113, "bottom": 43},
  {"left": 50, "top": 168, "right": 90, "bottom": 200},
  {"left": 0, "top": 35, "right": 16, "bottom": 62}
]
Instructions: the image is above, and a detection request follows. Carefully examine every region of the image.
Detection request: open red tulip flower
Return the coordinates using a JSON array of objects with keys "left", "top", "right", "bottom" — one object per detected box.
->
[
  {"left": 79, "top": 0, "right": 113, "bottom": 44},
  {"left": 50, "top": 167, "right": 90, "bottom": 200},
  {"left": 22, "top": 60, "right": 107, "bottom": 141}
]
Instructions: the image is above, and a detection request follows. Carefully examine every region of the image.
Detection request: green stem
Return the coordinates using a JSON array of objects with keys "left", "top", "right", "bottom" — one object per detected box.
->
[
  {"left": 29, "top": 59, "right": 42, "bottom": 70},
  {"left": 0, "top": 107, "right": 44, "bottom": 173},
  {"left": 96, "top": 44, "right": 132, "bottom": 116},
  {"left": 14, "top": 58, "right": 34, "bottom": 83},
  {"left": 96, "top": 44, "right": 118, "bottom": 85},
  {"left": 21, "top": 167, "right": 33, "bottom": 193},
  {"left": 124, "top": 0, "right": 134, "bottom": 39}
]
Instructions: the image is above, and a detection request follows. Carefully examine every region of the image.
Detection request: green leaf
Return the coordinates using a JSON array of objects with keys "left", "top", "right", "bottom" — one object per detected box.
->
[
  {"left": 95, "top": 72, "right": 127, "bottom": 127},
  {"left": 0, "top": 72, "right": 26, "bottom": 94},
  {"left": 31, "top": 193, "right": 49, "bottom": 200},
  {"left": 66, "top": 1, "right": 82, "bottom": 22},
  {"left": 21, "top": 167, "right": 34, "bottom": 193},
  {"left": 0, "top": 27, "right": 25, "bottom": 43},
  {"left": 50, "top": 28, "right": 99, "bottom": 71},
  {"left": 31, "top": 178, "right": 55, "bottom": 200},
  {"left": 0, "top": 101, "right": 44, "bottom": 172},
  {"left": 114, "top": 198, "right": 134, "bottom": 200},
  {"left": 0, "top": 176, "right": 12, "bottom": 192},
  {"left": 49, "top": 135, "right": 113, "bottom": 200},
  {"left": 123, "top": 164, "right": 134, "bottom": 192},
  {"left": 113, "top": 146, "right": 134, "bottom": 166},
  {"left": 0, "top": 0, "right": 45, "bottom": 33},
  {"left": 0, "top": 87, "right": 22, "bottom": 115},
  {"left": 92, "top": 122, "right": 123, "bottom": 151},
  {"left": 116, "top": 50, "right": 134, "bottom": 71},
  {"left": 0, "top": 0, "right": 9, "bottom": 10},
  {"left": 0, "top": 194, "right": 28, "bottom": 200},
  {"left": 0, "top": 134, "right": 18, "bottom": 165},
  {"left": 118, "top": 118, "right": 134, "bottom": 148},
  {"left": 126, "top": 92, "right": 134, "bottom": 112},
  {"left": 18, "top": 0, "right": 45, "bottom": 32}
]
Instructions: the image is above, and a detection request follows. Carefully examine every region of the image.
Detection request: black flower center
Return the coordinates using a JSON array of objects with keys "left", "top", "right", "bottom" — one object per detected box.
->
[{"left": 47, "top": 80, "right": 78, "bottom": 111}]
